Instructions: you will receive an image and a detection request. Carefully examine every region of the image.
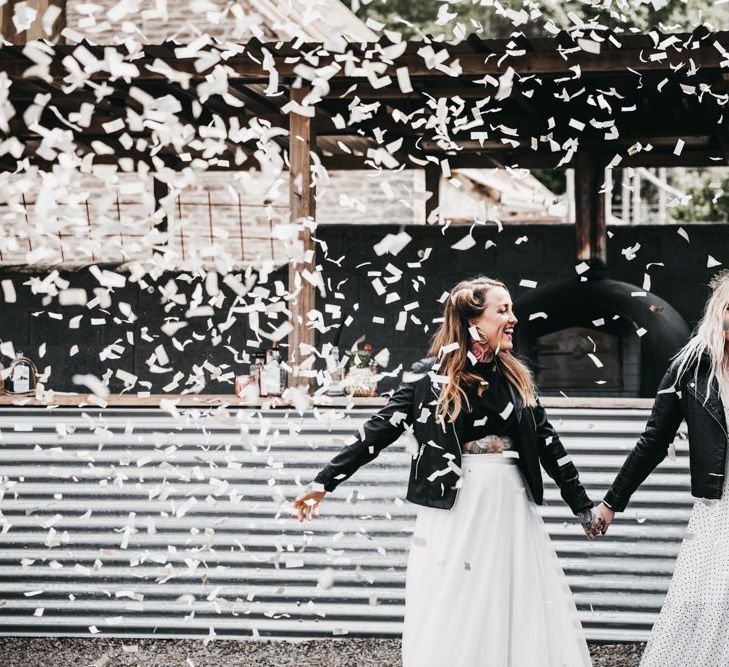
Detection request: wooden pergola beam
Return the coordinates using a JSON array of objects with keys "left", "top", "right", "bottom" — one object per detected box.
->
[
  {"left": 1, "top": 32, "right": 727, "bottom": 174},
  {"left": 0, "top": 32, "right": 728, "bottom": 82},
  {"left": 287, "top": 85, "right": 317, "bottom": 381},
  {"left": 0, "top": 142, "right": 724, "bottom": 175}
]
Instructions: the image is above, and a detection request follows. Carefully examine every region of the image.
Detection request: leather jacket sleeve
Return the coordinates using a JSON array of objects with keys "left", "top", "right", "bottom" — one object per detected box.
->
[
  {"left": 313, "top": 364, "right": 423, "bottom": 492},
  {"left": 534, "top": 397, "right": 594, "bottom": 515},
  {"left": 603, "top": 364, "right": 683, "bottom": 512}
]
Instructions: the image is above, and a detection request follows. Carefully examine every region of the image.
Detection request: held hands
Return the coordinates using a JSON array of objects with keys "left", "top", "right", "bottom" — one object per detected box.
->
[
  {"left": 292, "top": 489, "right": 326, "bottom": 522},
  {"left": 576, "top": 502, "right": 616, "bottom": 540},
  {"left": 594, "top": 502, "right": 615, "bottom": 535}
]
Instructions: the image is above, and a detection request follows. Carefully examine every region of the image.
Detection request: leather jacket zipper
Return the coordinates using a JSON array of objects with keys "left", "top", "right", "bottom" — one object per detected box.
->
[
  {"left": 452, "top": 421, "right": 463, "bottom": 474},
  {"left": 414, "top": 443, "right": 426, "bottom": 479}
]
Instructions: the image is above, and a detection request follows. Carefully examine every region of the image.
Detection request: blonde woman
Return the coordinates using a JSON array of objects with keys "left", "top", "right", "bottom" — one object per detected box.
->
[
  {"left": 293, "top": 276, "right": 597, "bottom": 666},
  {"left": 595, "top": 269, "right": 729, "bottom": 667}
]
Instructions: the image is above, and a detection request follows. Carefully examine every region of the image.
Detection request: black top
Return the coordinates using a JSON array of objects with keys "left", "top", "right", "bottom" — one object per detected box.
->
[{"left": 460, "top": 360, "right": 519, "bottom": 444}]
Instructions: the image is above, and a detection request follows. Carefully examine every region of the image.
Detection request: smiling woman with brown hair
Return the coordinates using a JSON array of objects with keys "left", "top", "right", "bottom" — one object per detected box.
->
[{"left": 293, "top": 275, "right": 597, "bottom": 666}]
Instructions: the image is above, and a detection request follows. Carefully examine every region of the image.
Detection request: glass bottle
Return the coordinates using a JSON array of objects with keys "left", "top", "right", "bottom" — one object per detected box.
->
[
  {"left": 253, "top": 353, "right": 266, "bottom": 397},
  {"left": 326, "top": 347, "right": 345, "bottom": 396},
  {"left": 272, "top": 343, "right": 288, "bottom": 394},
  {"left": 260, "top": 345, "right": 283, "bottom": 397}
]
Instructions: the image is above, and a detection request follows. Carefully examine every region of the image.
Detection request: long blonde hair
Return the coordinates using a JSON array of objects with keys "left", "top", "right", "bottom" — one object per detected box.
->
[
  {"left": 671, "top": 269, "right": 729, "bottom": 403},
  {"left": 427, "top": 276, "right": 537, "bottom": 423}
]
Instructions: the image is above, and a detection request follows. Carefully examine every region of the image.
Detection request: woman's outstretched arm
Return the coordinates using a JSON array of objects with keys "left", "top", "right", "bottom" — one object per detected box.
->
[
  {"left": 601, "top": 364, "right": 684, "bottom": 516},
  {"left": 312, "top": 370, "right": 419, "bottom": 492},
  {"left": 293, "top": 360, "right": 428, "bottom": 521}
]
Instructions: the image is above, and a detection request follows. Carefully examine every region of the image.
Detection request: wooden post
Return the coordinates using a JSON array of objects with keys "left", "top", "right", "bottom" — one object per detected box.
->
[
  {"left": 2, "top": 0, "right": 66, "bottom": 43},
  {"left": 574, "top": 151, "right": 607, "bottom": 269},
  {"left": 424, "top": 164, "right": 440, "bottom": 224},
  {"left": 288, "top": 85, "right": 317, "bottom": 384}
]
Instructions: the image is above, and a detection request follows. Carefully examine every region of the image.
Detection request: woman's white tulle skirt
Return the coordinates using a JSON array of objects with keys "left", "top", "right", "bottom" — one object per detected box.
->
[{"left": 401, "top": 454, "right": 591, "bottom": 667}]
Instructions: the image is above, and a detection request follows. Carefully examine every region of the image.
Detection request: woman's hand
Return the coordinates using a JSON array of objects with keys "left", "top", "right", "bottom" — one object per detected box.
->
[
  {"left": 292, "top": 489, "right": 327, "bottom": 522},
  {"left": 576, "top": 508, "right": 602, "bottom": 540},
  {"left": 594, "top": 502, "right": 615, "bottom": 535}
]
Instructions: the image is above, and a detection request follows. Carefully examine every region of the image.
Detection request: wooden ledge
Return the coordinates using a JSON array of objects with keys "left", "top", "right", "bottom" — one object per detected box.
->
[{"left": 0, "top": 393, "right": 654, "bottom": 410}]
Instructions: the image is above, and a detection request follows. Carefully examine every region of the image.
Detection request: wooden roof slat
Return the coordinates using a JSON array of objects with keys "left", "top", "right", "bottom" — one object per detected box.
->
[
  {"left": 1, "top": 31, "right": 728, "bottom": 172},
  {"left": 0, "top": 30, "right": 724, "bottom": 80}
]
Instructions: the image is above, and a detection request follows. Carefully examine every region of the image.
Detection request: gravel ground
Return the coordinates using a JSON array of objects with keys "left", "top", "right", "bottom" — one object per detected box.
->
[{"left": 0, "top": 637, "right": 646, "bottom": 666}]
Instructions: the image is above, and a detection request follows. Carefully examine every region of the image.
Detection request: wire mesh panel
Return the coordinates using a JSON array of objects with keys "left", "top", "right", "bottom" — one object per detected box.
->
[
  {"left": 166, "top": 180, "right": 290, "bottom": 270},
  {"left": 0, "top": 173, "right": 155, "bottom": 266},
  {"left": 0, "top": 406, "right": 689, "bottom": 641},
  {"left": 0, "top": 170, "right": 427, "bottom": 271},
  {"left": 0, "top": 172, "right": 291, "bottom": 270}
]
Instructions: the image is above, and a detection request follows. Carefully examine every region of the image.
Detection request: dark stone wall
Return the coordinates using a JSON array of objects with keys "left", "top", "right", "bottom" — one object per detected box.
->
[{"left": 1, "top": 222, "right": 726, "bottom": 396}]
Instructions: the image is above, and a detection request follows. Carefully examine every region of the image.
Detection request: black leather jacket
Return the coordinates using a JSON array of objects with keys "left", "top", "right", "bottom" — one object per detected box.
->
[
  {"left": 605, "top": 352, "right": 729, "bottom": 512},
  {"left": 314, "top": 356, "right": 593, "bottom": 515}
]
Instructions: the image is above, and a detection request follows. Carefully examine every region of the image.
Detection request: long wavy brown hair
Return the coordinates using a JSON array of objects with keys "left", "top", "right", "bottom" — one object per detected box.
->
[{"left": 427, "top": 276, "right": 537, "bottom": 423}]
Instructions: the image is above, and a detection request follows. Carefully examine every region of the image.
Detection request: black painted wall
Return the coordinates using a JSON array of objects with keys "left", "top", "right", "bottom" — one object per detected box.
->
[
  {"left": 0, "top": 265, "right": 289, "bottom": 394},
  {"left": 0, "top": 222, "right": 726, "bottom": 396},
  {"left": 314, "top": 222, "right": 729, "bottom": 395}
]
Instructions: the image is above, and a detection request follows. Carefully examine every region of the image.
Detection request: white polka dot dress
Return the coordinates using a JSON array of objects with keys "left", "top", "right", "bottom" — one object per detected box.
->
[{"left": 640, "top": 373, "right": 729, "bottom": 667}]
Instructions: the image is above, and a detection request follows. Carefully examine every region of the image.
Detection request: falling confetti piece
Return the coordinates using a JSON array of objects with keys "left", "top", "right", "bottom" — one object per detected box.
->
[
  {"left": 1, "top": 280, "right": 17, "bottom": 303},
  {"left": 451, "top": 235, "right": 477, "bottom": 251},
  {"left": 588, "top": 353, "right": 604, "bottom": 368}
]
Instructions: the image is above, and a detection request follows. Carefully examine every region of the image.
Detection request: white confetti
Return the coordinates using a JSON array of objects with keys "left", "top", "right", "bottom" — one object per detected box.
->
[
  {"left": 72, "top": 374, "right": 109, "bottom": 400},
  {"left": 451, "top": 235, "right": 476, "bottom": 251},
  {"left": 588, "top": 353, "right": 604, "bottom": 368},
  {"left": 373, "top": 231, "right": 412, "bottom": 256},
  {"left": 1, "top": 280, "right": 16, "bottom": 303}
]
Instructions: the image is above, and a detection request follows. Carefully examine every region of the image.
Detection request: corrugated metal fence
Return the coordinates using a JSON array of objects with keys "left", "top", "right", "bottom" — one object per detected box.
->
[{"left": 0, "top": 406, "right": 690, "bottom": 641}]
